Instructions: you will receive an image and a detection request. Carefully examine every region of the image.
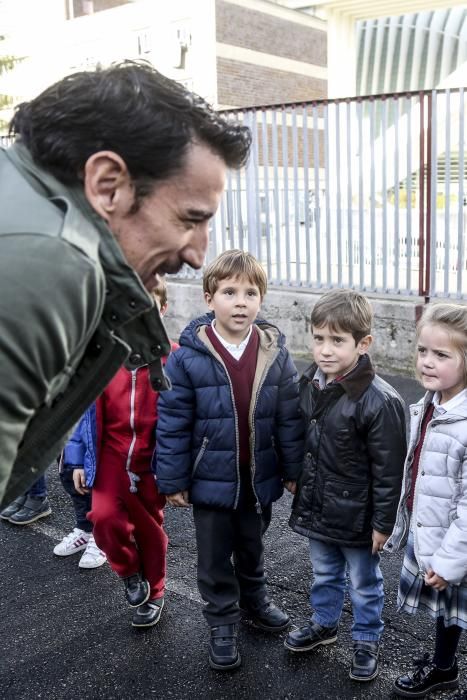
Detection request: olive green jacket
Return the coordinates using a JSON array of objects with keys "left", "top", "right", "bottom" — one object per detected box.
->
[{"left": 0, "top": 142, "right": 171, "bottom": 507}]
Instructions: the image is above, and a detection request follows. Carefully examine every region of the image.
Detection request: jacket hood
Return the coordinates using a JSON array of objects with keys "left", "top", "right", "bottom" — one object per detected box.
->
[
  {"left": 179, "top": 311, "right": 286, "bottom": 353},
  {"left": 301, "top": 354, "right": 375, "bottom": 401}
]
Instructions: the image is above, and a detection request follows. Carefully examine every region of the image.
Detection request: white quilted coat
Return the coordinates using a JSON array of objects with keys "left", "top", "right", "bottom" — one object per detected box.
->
[{"left": 385, "top": 390, "right": 467, "bottom": 585}]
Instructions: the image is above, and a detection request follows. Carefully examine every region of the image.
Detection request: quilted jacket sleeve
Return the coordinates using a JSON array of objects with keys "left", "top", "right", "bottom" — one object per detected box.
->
[
  {"left": 275, "top": 350, "right": 304, "bottom": 481},
  {"left": 155, "top": 350, "right": 195, "bottom": 495},
  {"left": 431, "top": 448, "right": 467, "bottom": 584},
  {"left": 367, "top": 395, "right": 407, "bottom": 534}
]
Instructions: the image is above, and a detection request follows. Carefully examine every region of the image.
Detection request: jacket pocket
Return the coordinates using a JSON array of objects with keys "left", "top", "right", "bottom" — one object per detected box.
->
[
  {"left": 321, "top": 479, "right": 369, "bottom": 533},
  {"left": 192, "top": 437, "right": 209, "bottom": 477}
]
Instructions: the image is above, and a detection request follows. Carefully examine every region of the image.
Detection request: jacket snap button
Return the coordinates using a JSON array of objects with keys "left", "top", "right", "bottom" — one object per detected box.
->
[
  {"left": 110, "top": 312, "right": 119, "bottom": 322},
  {"left": 414, "top": 410, "right": 419, "bottom": 415},
  {"left": 129, "top": 353, "right": 142, "bottom": 364},
  {"left": 310, "top": 419, "right": 316, "bottom": 425},
  {"left": 421, "top": 471, "right": 425, "bottom": 475},
  {"left": 129, "top": 299, "right": 137, "bottom": 308},
  {"left": 417, "top": 522, "right": 422, "bottom": 527},
  {"left": 306, "top": 452, "right": 312, "bottom": 459},
  {"left": 151, "top": 344, "right": 162, "bottom": 355},
  {"left": 342, "top": 490, "right": 349, "bottom": 497}
]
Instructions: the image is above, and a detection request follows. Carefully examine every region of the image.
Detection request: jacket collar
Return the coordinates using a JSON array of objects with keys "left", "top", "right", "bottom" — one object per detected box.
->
[{"left": 303, "top": 354, "right": 375, "bottom": 401}]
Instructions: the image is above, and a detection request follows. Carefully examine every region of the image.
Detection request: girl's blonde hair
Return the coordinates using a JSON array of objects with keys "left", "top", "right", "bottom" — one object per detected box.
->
[{"left": 416, "top": 302, "right": 467, "bottom": 383}]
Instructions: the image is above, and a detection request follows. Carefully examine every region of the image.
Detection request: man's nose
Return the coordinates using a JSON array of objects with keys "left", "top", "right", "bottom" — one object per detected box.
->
[{"left": 184, "top": 222, "right": 209, "bottom": 269}]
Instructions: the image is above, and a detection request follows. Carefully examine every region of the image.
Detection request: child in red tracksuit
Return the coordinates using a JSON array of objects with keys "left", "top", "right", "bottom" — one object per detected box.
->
[{"left": 63, "top": 280, "right": 177, "bottom": 628}]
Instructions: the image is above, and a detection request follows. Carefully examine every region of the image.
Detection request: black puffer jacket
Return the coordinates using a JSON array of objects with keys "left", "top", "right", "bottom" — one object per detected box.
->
[{"left": 289, "top": 355, "right": 406, "bottom": 547}]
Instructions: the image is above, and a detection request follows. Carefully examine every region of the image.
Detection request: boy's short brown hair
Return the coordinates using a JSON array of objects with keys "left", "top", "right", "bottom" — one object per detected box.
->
[
  {"left": 152, "top": 277, "right": 168, "bottom": 308},
  {"left": 311, "top": 289, "right": 373, "bottom": 343},
  {"left": 203, "top": 249, "right": 268, "bottom": 298}
]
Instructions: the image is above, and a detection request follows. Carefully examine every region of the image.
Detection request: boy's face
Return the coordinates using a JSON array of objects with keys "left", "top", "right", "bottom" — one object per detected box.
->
[
  {"left": 205, "top": 275, "right": 262, "bottom": 344},
  {"left": 311, "top": 323, "right": 371, "bottom": 381}
]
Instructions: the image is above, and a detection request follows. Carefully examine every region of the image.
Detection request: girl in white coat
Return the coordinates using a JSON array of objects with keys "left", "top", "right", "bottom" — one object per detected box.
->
[{"left": 387, "top": 303, "right": 467, "bottom": 698}]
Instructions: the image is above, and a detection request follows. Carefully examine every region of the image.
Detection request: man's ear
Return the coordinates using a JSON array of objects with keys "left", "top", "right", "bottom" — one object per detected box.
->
[
  {"left": 358, "top": 334, "right": 373, "bottom": 354},
  {"left": 83, "top": 151, "right": 135, "bottom": 221}
]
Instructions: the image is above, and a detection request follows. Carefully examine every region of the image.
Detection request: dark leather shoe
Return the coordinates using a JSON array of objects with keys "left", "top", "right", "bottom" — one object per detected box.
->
[
  {"left": 123, "top": 573, "right": 150, "bottom": 608},
  {"left": 394, "top": 653, "right": 459, "bottom": 697},
  {"left": 284, "top": 620, "right": 338, "bottom": 652},
  {"left": 243, "top": 601, "right": 290, "bottom": 632},
  {"left": 0, "top": 495, "right": 27, "bottom": 520},
  {"left": 132, "top": 597, "right": 164, "bottom": 628},
  {"left": 349, "top": 641, "right": 379, "bottom": 682},
  {"left": 209, "top": 624, "right": 241, "bottom": 670},
  {"left": 8, "top": 496, "right": 52, "bottom": 524}
]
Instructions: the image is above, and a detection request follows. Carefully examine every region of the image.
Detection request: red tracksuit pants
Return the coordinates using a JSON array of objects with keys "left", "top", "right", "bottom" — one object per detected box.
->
[{"left": 88, "top": 450, "right": 167, "bottom": 601}]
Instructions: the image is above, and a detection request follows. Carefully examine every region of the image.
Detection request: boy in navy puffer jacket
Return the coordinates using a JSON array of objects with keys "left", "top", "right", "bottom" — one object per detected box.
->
[{"left": 156, "top": 249, "right": 304, "bottom": 671}]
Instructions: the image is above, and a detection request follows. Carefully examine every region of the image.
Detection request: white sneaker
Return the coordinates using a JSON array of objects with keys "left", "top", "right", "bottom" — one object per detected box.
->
[
  {"left": 78, "top": 535, "right": 107, "bottom": 569},
  {"left": 53, "top": 528, "right": 90, "bottom": 556}
]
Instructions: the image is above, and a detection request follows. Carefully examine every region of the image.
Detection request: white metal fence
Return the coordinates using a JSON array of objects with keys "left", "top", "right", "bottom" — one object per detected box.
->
[
  {"left": 3, "top": 89, "right": 466, "bottom": 299},
  {"left": 185, "top": 89, "right": 467, "bottom": 300}
]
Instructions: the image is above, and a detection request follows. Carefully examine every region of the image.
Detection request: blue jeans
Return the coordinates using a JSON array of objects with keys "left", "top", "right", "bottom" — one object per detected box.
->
[
  {"left": 28, "top": 475, "right": 48, "bottom": 499},
  {"left": 309, "top": 538, "right": 384, "bottom": 642}
]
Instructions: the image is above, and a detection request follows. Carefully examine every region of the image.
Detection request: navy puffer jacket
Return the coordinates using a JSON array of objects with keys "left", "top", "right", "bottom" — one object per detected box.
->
[{"left": 155, "top": 313, "right": 304, "bottom": 509}]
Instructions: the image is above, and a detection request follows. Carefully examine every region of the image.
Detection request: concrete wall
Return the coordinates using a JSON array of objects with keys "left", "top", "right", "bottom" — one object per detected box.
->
[{"left": 164, "top": 280, "right": 422, "bottom": 376}]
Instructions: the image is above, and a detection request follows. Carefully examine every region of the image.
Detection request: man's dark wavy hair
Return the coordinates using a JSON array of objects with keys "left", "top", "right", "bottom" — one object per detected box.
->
[{"left": 9, "top": 60, "right": 251, "bottom": 201}]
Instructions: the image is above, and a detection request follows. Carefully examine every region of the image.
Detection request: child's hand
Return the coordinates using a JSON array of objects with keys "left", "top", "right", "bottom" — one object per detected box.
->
[
  {"left": 166, "top": 491, "right": 190, "bottom": 507},
  {"left": 372, "top": 529, "right": 389, "bottom": 555},
  {"left": 424, "top": 568, "right": 449, "bottom": 590},
  {"left": 72, "top": 468, "right": 89, "bottom": 495},
  {"left": 284, "top": 480, "right": 297, "bottom": 495}
]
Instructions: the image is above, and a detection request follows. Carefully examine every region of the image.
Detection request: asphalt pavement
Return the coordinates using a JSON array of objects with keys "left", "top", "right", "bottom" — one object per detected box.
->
[{"left": 1, "top": 363, "right": 466, "bottom": 700}]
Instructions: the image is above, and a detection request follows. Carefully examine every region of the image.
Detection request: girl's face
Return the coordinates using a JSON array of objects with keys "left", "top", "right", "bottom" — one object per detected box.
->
[{"left": 416, "top": 323, "right": 466, "bottom": 403}]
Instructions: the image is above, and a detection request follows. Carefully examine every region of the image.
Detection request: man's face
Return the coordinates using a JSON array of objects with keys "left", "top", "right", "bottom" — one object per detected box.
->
[{"left": 107, "top": 143, "right": 226, "bottom": 292}]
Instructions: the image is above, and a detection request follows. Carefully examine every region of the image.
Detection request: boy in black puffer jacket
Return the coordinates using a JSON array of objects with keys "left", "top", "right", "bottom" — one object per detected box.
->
[
  {"left": 156, "top": 250, "right": 303, "bottom": 671},
  {"left": 285, "top": 289, "right": 406, "bottom": 683}
]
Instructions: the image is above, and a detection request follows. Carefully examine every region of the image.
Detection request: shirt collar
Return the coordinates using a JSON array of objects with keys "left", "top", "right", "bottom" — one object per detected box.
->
[
  {"left": 211, "top": 320, "right": 252, "bottom": 358},
  {"left": 433, "top": 388, "right": 467, "bottom": 414}
]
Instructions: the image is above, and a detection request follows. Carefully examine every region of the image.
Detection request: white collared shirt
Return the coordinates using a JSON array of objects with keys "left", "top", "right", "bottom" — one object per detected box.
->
[
  {"left": 210, "top": 320, "right": 252, "bottom": 360},
  {"left": 432, "top": 387, "right": 467, "bottom": 414}
]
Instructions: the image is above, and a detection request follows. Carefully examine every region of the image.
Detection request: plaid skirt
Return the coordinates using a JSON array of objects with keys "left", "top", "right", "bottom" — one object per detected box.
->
[{"left": 397, "top": 530, "right": 467, "bottom": 630}]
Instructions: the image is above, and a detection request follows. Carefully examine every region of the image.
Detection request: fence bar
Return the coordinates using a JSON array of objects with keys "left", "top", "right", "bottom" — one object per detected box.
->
[
  {"left": 281, "top": 108, "right": 291, "bottom": 283},
  {"left": 312, "top": 104, "right": 322, "bottom": 286},
  {"left": 261, "top": 109, "right": 272, "bottom": 280},
  {"left": 271, "top": 110, "right": 281, "bottom": 285},
  {"left": 393, "top": 97, "right": 400, "bottom": 292},
  {"left": 369, "top": 99, "right": 376, "bottom": 291},
  {"left": 335, "top": 102, "right": 343, "bottom": 286},
  {"left": 346, "top": 100, "right": 353, "bottom": 289},
  {"left": 292, "top": 107, "right": 301, "bottom": 284},
  {"left": 381, "top": 97, "right": 388, "bottom": 292},
  {"left": 406, "top": 95, "right": 412, "bottom": 293},
  {"left": 357, "top": 100, "right": 364, "bottom": 288},
  {"left": 456, "top": 89, "right": 465, "bottom": 297},
  {"left": 444, "top": 90, "right": 451, "bottom": 294},
  {"left": 324, "top": 104, "right": 332, "bottom": 285},
  {"left": 428, "top": 91, "right": 437, "bottom": 297},
  {"left": 302, "top": 105, "right": 312, "bottom": 285}
]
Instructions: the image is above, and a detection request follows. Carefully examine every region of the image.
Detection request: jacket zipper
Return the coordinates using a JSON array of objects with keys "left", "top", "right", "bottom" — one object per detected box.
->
[
  {"left": 412, "top": 412, "right": 436, "bottom": 576},
  {"left": 125, "top": 370, "right": 138, "bottom": 486},
  {"left": 249, "top": 349, "right": 280, "bottom": 513},
  {"left": 192, "top": 437, "right": 209, "bottom": 476}
]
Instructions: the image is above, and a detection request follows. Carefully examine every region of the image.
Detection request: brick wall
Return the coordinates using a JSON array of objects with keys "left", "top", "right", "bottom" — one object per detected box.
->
[
  {"left": 217, "top": 57, "right": 327, "bottom": 108},
  {"left": 216, "top": 0, "right": 326, "bottom": 67}
]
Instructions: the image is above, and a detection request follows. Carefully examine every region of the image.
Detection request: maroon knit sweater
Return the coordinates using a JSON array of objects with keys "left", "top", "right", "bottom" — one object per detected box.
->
[{"left": 205, "top": 325, "right": 259, "bottom": 466}]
